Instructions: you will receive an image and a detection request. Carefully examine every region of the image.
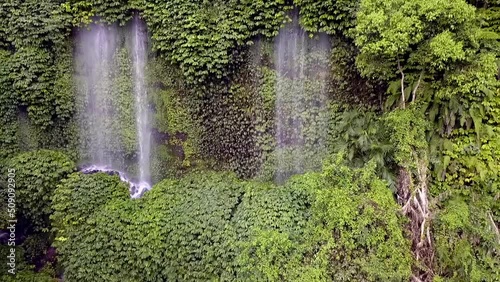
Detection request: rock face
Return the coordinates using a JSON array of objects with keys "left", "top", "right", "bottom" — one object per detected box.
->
[{"left": 81, "top": 165, "right": 150, "bottom": 198}]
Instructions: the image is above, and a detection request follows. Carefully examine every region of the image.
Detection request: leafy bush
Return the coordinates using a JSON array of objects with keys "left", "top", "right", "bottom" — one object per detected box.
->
[
  {"left": 51, "top": 172, "right": 131, "bottom": 281},
  {"left": 232, "top": 183, "right": 311, "bottom": 281},
  {"left": 295, "top": 0, "right": 359, "bottom": 34},
  {"left": 53, "top": 170, "right": 308, "bottom": 281},
  {"left": 143, "top": 0, "right": 290, "bottom": 83},
  {"left": 53, "top": 171, "right": 245, "bottom": 281},
  {"left": 434, "top": 195, "right": 500, "bottom": 281},
  {"left": 54, "top": 160, "right": 412, "bottom": 282},
  {"left": 4, "top": 150, "right": 75, "bottom": 230},
  {"left": 51, "top": 172, "right": 130, "bottom": 241},
  {"left": 288, "top": 156, "right": 413, "bottom": 281}
]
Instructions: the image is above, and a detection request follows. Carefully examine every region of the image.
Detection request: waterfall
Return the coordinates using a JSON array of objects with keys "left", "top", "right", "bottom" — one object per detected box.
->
[
  {"left": 75, "top": 18, "right": 152, "bottom": 198},
  {"left": 75, "top": 23, "right": 120, "bottom": 168},
  {"left": 131, "top": 15, "right": 151, "bottom": 193},
  {"left": 274, "top": 11, "right": 330, "bottom": 183}
]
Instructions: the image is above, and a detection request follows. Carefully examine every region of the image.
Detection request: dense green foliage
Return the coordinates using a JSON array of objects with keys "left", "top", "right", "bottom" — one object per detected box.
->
[
  {"left": 62, "top": 0, "right": 134, "bottom": 26},
  {"left": 354, "top": 0, "right": 500, "bottom": 280},
  {"left": 147, "top": 57, "right": 202, "bottom": 179},
  {"left": 295, "top": 0, "right": 358, "bottom": 34},
  {"left": 52, "top": 159, "right": 412, "bottom": 282},
  {"left": 3, "top": 150, "right": 75, "bottom": 230},
  {"left": 354, "top": 0, "right": 478, "bottom": 79},
  {"left": 143, "top": 0, "right": 290, "bottom": 83},
  {"left": 0, "top": 0, "right": 76, "bottom": 161},
  {"left": 51, "top": 172, "right": 130, "bottom": 243},
  {"left": 433, "top": 195, "right": 499, "bottom": 281},
  {"left": 296, "top": 157, "right": 412, "bottom": 281},
  {"left": 1, "top": 0, "right": 499, "bottom": 281}
]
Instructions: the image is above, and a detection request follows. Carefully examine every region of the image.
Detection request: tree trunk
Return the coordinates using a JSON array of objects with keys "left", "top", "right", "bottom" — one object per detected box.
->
[{"left": 397, "top": 161, "right": 434, "bottom": 282}]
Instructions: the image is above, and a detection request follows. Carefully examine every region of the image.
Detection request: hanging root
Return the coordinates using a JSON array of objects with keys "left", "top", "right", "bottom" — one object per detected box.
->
[{"left": 397, "top": 159, "right": 434, "bottom": 282}]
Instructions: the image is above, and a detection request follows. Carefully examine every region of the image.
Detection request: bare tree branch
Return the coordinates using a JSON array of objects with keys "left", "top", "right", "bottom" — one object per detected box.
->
[
  {"left": 398, "top": 61, "right": 406, "bottom": 109},
  {"left": 412, "top": 71, "right": 424, "bottom": 103}
]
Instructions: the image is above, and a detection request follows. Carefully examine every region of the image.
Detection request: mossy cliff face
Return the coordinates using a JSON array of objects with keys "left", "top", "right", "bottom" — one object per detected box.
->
[{"left": 0, "top": 0, "right": 499, "bottom": 281}]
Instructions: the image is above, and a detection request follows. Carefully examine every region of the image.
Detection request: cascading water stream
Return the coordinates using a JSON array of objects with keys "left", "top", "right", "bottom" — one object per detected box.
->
[
  {"left": 131, "top": 15, "right": 151, "bottom": 193},
  {"left": 76, "top": 23, "right": 119, "bottom": 168},
  {"left": 274, "top": 11, "right": 330, "bottom": 183},
  {"left": 75, "top": 18, "right": 152, "bottom": 198}
]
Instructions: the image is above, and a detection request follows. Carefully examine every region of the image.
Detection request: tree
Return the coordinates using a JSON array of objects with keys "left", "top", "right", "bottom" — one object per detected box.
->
[{"left": 355, "top": 0, "right": 477, "bottom": 81}]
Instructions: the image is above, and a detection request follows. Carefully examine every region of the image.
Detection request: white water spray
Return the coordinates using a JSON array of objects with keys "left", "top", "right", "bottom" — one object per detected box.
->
[
  {"left": 131, "top": 15, "right": 151, "bottom": 194},
  {"left": 76, "top": 23, "right": 119, "bottom": 168},
  {"left": 274, "top": 11, "right": 330, "bottom": 183},
  {"left": 75, "top": 19, "right": 152, "bottom": 198}
]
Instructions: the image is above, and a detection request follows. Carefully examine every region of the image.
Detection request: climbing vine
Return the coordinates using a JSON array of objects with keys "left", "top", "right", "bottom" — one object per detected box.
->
[
  {"left": 295, "top": 0, "right": 358, "bottom": 34},
  {"left": 142, "top": 0, "right": 290, "bottom": 83},
  {"left": 3, "top": 150, "right": 75, "bottom": 230}
]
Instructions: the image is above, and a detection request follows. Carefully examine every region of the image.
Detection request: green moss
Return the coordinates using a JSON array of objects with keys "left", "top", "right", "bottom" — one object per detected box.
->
[
  {"left": 113, "top": 47, "right": 137, "bottom": 157},
  {"left": 148, "top": 57, "right": 202, "bottom": 176}
]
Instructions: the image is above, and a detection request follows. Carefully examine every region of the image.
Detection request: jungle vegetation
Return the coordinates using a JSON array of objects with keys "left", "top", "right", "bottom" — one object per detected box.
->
[{"left": 0, "top": 0, "right": 499, "bottom": 281}]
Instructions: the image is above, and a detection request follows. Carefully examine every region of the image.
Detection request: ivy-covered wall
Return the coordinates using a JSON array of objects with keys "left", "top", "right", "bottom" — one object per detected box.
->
[{"left": 0, "top": 0, "right": 499, "bottom": 281}]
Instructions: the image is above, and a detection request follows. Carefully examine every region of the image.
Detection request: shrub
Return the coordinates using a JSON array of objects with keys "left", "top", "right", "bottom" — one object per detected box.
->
[{"left": 4, "top": 150, "right": 75, "bottom": 230}]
